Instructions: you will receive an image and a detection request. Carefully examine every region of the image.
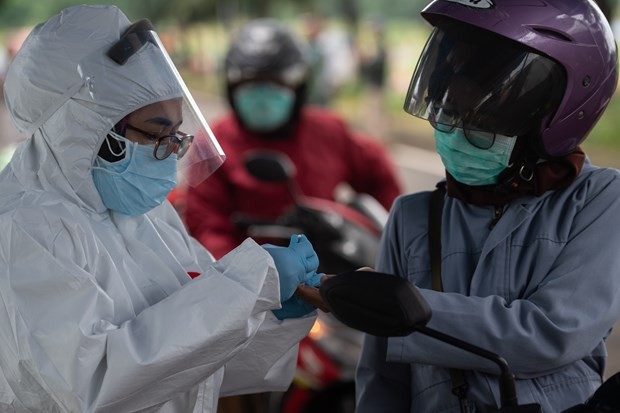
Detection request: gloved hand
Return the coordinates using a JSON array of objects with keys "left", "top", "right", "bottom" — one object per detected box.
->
[
  {"left": 262, "top": 234, "right": 321, "bottom": 302},
  {"left": 273, "top": 271, "right": 328, "bottom": 320},
  {"left": 272, "top": 296, "right": 317, "bottom": 320}
]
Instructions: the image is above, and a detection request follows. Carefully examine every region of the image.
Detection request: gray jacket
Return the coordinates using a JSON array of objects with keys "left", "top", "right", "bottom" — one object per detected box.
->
[{"left": 356, "top": 161, "right": 620, "bottom": 412}]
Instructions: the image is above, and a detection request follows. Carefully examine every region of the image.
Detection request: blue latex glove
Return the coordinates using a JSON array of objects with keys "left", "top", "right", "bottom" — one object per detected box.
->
[
  {"left": 262, "top": 234, "right": 320, "bottom": 302},
  {"left": 272, "top": 296, "right": 317, "bottom": 320},
  {"left": 273, "top": 271, "right": 325, "bottom": 320}
]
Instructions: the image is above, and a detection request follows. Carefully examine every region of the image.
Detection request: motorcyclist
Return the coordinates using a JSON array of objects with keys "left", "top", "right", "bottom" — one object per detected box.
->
[
  {"left": 0, "top": 5, "right": 323, "bottom": 412},
  {"left": 356, "top": 1, "right": 620, "bottom": 412},
  {"left": 183, "top": 18, "right": 402, "bottom": 260}
]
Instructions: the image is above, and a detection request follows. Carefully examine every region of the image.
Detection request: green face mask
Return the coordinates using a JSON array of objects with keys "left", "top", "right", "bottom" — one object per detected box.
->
[
  {"left": 434, "top": 128, "right": 517, "bottom": 186},
  {"left": 232, "top": 83, "right": 295, "bottom": 132}
]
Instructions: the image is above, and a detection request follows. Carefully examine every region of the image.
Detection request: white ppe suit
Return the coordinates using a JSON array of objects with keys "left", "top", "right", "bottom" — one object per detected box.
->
[{"left": 0, "top": 5, "right": 315, "bottom": 412}]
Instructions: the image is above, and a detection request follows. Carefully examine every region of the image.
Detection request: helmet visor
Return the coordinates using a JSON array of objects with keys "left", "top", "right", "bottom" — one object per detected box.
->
[
  {"left": 404, "top": 21, "right": 566, "bottom": 137},
  {"left": 78, "top": 21, "right": 225, "bottom": 187}
]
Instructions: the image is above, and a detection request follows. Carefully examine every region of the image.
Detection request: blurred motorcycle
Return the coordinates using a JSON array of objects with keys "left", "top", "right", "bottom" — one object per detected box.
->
[
  {"left": 235, "top": 150, "right": 387, "bottom": 275},
  {"left": 235, "top": 150, "right": 387, "bottom": 413}
]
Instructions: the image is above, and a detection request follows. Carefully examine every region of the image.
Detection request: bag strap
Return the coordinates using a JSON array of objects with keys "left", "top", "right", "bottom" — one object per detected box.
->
[
  {"left": 429, "top": 183, "right": 470, "bottom": 413},
  {"left": 429, "top": 184, "right": 445, "bottom": 291}
]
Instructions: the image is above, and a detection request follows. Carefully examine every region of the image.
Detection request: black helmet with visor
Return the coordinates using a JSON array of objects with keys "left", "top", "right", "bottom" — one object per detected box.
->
[
  {"left": 225, "top": 19, "right": 309, "bottom": 88},
  {"left": 224, "top": 19, "right": 310, "bottom": 136}
]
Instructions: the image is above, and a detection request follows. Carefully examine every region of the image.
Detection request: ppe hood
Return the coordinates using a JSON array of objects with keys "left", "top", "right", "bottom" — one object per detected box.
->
[{"left": 3, "top": 5, "right": 224, "bottom": 213}]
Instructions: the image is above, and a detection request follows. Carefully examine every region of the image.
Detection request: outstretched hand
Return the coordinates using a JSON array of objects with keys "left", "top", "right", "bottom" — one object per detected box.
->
[
  {"left": 293, "top": 267, "right": 374, "bottom": 313},
  {"left": 294, "top": 275, "right": 335, "bottom": 313}
]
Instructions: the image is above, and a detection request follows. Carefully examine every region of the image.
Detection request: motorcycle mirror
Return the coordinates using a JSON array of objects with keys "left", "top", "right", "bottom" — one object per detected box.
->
[
  {"left": 319, "top": 270, "right": 432, "bottom": 337},
  {"left": 244, "top": 150, "right": 297, "bottom": 183},
  {"left": 320, "top": 272, "right": 537, "bottom": 410}
]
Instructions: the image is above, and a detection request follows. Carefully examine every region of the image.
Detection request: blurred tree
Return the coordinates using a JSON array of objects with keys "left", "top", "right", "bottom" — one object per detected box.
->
[
  {"left": 359, "top": 0, "right": 429, "bottom": 20},
  {"left": 137, "top": 0, "right": 319, "bottom": 24},
  {"left": 138, "top": 0, "right": 216, "bottom": 24},
  {"left": 341, "top": 0, "right": 360, "bottom": 34},
  {"left": 0, "top": 0, "right": 429, "bottom": 29},
  {"left": 0, "top": 0, "right": 137, "bottom": 27}
]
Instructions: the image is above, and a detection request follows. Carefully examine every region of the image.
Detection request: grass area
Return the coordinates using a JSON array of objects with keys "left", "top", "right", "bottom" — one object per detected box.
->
[{"left": 581, "top": 94, "right": 620, "bottom": 168}]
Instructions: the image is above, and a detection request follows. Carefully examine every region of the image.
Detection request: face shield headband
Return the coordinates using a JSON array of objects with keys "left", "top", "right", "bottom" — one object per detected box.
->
[
  {"left": 404, "top": 21, "right": 566, "bottom": 140},
  {"left": 79, "top": 19, "right": 225, "bottom": 187}
]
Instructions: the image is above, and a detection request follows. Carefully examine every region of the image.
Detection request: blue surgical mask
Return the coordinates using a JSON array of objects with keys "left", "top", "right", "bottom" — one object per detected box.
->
[
  {"left": 434, "top": 129, "right": 517, "bottom": 186},
  {"left": 92, "top": 132, "right": 177, "bottom": 216},
  {"left": 232, "top": 83, "right": 295, "bottom": 132}
]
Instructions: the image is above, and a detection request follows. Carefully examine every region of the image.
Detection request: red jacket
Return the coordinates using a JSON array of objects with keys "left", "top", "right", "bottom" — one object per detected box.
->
[{"left": 184, "top": 107, "right": 402, "bottom": 259}]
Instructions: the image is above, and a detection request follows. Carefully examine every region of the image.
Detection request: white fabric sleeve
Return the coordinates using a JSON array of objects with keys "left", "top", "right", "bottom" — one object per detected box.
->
[
  {"left": 219, "top": 312, "right": 316, "bottom": 397},
  {"left": 0, "top": 223, "right": 283, "bottom": 413}
]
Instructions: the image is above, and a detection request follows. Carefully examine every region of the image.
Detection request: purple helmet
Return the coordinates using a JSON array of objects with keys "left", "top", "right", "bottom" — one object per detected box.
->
[{"left": 404, "top": 0, "right": 618, "bottom": 157}]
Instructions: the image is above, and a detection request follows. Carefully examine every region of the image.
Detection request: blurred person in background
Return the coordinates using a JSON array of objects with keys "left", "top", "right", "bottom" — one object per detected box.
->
[
  {"left": 357, "top": 18, "right": 389, "bottom": 140},
  {"left": 358, "top": 19, "right": 388, "bottom": 93},
  {"left": 302, "top": 12, "right": 332, "bottom": 107},
  {"left": 0, "top": 5, "right": 326, "bottom": 412},
  {"left": 0, "top": 28, "right": 30, "bottom": 170},
  {"left": 0, "top": 28, "right": 30, "bottom": 98},
  {"left": 302, "top": 13, "right": 358, "bottom": 107},
  {"left": 183, "top": 18, "right": 402, "bottom": 262}
]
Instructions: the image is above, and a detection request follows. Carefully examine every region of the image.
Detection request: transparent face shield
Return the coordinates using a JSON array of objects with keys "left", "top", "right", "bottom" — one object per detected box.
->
[
  {"left": 77, "top": 19, "right": 225, "bottom": 187},
  {"left": 404, "top": 21, "right": 566, "bottom": 146}
]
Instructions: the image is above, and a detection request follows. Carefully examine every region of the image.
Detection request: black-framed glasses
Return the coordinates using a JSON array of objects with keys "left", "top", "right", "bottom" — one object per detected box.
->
[
  {"left": 429, "top": 106, "right": 496, "bottom": 150},
  {"left": 125, "top": 124, "right": 194, "bottom": 160}
]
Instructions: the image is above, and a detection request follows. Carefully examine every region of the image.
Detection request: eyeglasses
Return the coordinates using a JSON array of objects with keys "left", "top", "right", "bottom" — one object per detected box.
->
[
  {"left": 429, "top": 106, "right": 496, "bottom": 149},
  {"left": 125, "top": 123, "right": 194, "bottom": 160}
]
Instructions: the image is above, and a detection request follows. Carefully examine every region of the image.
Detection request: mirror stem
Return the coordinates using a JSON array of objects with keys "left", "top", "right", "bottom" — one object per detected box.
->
[{"left": 415, "top": 325, "right": 518, "bottom": 408}]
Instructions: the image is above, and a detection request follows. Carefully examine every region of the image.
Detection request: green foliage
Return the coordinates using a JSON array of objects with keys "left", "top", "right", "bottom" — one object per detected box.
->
[
  {"left": 0, "top": 0, "right": 433, "bottom": 27},
  {"left": 581, "top": 94, "right": 620, "bottom": 168},
  {"left": 0, "top": 0, "right": 139, "bottom": 27},
  {"left": 358, "top": 0, "right": 429, "bottom": 20}
]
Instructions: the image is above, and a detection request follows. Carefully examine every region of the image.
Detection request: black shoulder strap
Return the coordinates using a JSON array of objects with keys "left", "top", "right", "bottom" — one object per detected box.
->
[
  {"left": 429, "top": 183, "right": 445, "bottom": 292},
  {"left": 428, "top": 182, "right": 470, "bottom": 413}
]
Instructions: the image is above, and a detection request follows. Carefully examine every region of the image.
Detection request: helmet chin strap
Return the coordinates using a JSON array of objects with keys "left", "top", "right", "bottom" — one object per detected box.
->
[
  {"left": 495, "top": 151, "right": 538, "bottom": 195},
  {"left": 494, "top": 129, "right": 551, "bottom": 195}
]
